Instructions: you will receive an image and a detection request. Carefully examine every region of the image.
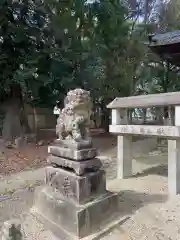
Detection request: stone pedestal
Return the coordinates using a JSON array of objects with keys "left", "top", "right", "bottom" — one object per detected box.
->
[{"left": 31, "top": 140, "right": 119, "bottom": 239}]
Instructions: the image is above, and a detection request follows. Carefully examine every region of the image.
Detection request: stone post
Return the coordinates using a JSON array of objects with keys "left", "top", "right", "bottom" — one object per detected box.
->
[
  {"left": 159, "top": 106, "right": 173, "bottom": 152},
  {"left": 31, "top": 89, "right": 119, "bottom": 239},
  {"left": 117, "top": 135, "right": 132, "bottom": 179},
  {"left": 111, "top": 108, "right": 132, "bottom": 179},
  {"left": 168, "top": 106, "right": 180, "bottom": 196}
]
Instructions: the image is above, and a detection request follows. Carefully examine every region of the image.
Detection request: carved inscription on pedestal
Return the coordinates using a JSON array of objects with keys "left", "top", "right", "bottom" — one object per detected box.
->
[{"left": 62, "top": 177, "right": 71, "bottom": 197}]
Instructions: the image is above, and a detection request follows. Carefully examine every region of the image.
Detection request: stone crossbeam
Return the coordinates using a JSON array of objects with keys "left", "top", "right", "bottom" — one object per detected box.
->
[{"left": 109, "top": 125, "right": 180, "bottom": 139}]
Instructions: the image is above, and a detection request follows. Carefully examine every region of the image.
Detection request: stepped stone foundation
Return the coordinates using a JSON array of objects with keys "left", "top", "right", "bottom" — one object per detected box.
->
[{"left": 31, "top": 141, "right": 119, "bottom": 239}]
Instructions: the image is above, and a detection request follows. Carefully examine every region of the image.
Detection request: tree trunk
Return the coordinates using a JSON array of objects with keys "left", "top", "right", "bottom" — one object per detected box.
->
[
  {"left": 142, "top": 108, "right": 147, "bottom": 124},
  {"left": 2, "top": 84, "right": 31, "bottom": 143},
  {"left": 144, "top": 0, "right": 149, "bottom": 24},
  {"left": 128, "top": 109, "right": 133, "bottom": 124},
  {"left": 2, "top": 100, "right": 24, "bottom": 142},
  {"left": 100, "top": 105, "right": 109, "bottom": 132},
  {"left": 20, "top": 102, "right": 31, "bottom": 134},
  {"left": 155, "top": 107, "right": 164, "bottom": 125}
]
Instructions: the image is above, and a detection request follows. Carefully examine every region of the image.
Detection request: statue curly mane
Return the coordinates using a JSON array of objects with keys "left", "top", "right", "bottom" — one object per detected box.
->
[{"left": 56, "top": 89, "right": 92, "bottom": 142}]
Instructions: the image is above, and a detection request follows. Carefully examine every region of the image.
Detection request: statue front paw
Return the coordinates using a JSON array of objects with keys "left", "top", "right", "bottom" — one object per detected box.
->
[{"left": 73, "top": 132, "right": 82, "bottom": 142}]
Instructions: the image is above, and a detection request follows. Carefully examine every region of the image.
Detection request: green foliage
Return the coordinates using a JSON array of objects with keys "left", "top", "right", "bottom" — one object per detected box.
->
[
  {"left": 87, "top": 0, "right": 130, "bottom": 104},
  {"left": 0, "top": 0, "right": 131, "bottom": 109},
  {"left": 1, "top": 0, "right": 180, "bottom": 117},
  {"left": 0, "top": 0, "right": 48, "bottom": 101}
]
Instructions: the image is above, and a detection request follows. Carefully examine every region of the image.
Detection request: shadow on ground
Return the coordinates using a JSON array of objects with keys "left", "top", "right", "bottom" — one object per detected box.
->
[
  {"left": 133, "top": 164, "right": 168, "bottom": 178},
  {"left": 118, "top": 189, "right": 167, "bottom": 212},
  {"left": 118, "top": 189, "right": 167, "bottom": 222},
  {"left": 97, "top": 189, "right": 168, "bottom": 239}
]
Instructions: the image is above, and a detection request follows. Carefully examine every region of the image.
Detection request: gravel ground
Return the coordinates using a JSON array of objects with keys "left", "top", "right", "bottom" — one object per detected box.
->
[
  {"left": 0, "top": 142, "right": 48, "bottom": 176},
  {"left": 0, "top": 133, "right": 157, "bottom": 177},
  {"left": 0, "top": 130, "right": 108, "bottom": 176},
  {"left": 118, "top": 195, "right": 180, "bottom": 240},
  {"left": 0, "top": 188, "right": 35, "bottom": 227},
  {"left": 0, "top": 137, "right": 175, "bottom": 240}
]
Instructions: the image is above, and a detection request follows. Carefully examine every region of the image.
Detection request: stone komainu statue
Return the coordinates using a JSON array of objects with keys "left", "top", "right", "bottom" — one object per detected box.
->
[
  {"left": 56, "top": 88, "right": 92, "bottom": 141},
  {"left": 1, "top": 220, "right": 22, "bottom": 240}
]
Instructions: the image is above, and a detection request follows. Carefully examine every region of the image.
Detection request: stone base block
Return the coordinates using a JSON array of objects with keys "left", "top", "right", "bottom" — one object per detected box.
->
[
  {"left": 48, "top": 146, "right": 97, "bottom": 161},
  {"left": 47, "top": 155, "right": 102, "bottom": 175},
  {"left": 31, "top": 186, "right": 119, "bottom": 239},
  {"left": 23, "top": 212, "right": 127, "bottom": 240},
  {"left": 54, "top": 139, "right": 93, "bottom": 150},
  {"left": 45, "top": 167, "right": 106, "bottom": 204}
]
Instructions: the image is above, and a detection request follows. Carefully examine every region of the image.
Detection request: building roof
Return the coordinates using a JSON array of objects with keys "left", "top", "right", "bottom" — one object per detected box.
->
[
  {"left": 107, "top": 91, "right": 180, "bottom": 109},
  {"left": 149, "top": 30, "right": 180, "bottom": 46},
  {"left": 148, "top": 30, "right": 180, "bottom": 66}
]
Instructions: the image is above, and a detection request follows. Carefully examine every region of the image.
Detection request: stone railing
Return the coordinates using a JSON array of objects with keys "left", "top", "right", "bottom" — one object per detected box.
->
[{"left": 107, "top": 91, "right": 180, "bottom": 197}]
